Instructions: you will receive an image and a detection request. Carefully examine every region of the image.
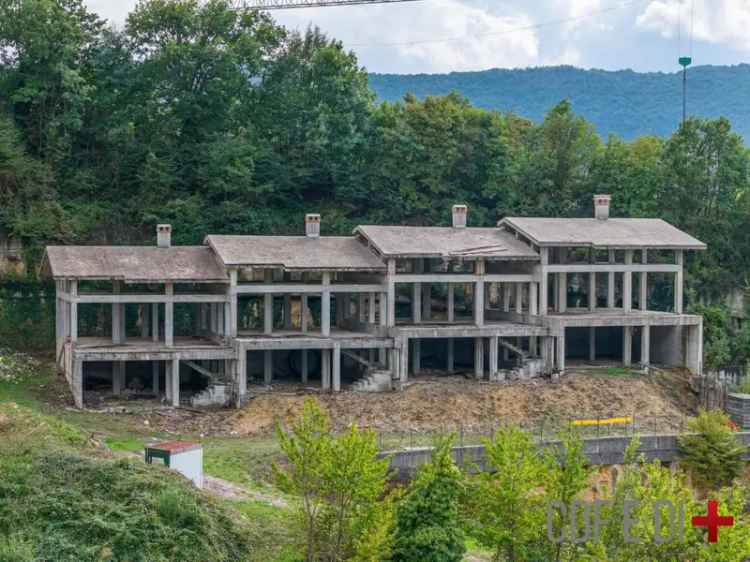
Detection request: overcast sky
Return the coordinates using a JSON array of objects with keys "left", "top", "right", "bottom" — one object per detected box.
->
[{"left": 85, "top": 0, "right": 750, "bottom": 74}]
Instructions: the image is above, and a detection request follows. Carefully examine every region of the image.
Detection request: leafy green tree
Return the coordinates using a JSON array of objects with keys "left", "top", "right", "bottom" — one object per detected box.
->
[
  {"left": 391, "top": 435, "right": 465, "bottom": 562},
  {"left": 273, "top": 399, "right": 393, "bottom": 562},
  {"left": 688, "top": 304, "right": 733, "bottom": 371},
  {"left": 464, "top": 424, "right": 548, "bottom": 562},
  {"left": 678, "top": 409, "right": 746, "bottom": 491}
]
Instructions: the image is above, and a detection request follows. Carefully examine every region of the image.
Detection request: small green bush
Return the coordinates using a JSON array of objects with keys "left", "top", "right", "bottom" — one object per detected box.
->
[{"left": 733, "top": 377, "right": 750, "bottom": 395}]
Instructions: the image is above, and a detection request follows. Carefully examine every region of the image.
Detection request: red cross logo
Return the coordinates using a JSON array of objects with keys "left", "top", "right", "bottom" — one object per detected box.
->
[{"left": 692, "top": 500, "right": 734, "bottom": 543}]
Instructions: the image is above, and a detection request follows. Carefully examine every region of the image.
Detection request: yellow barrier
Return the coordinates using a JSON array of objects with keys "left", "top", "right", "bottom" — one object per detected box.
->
[{"left": 572, "top": 416, "right": 633, "bottom": 427}]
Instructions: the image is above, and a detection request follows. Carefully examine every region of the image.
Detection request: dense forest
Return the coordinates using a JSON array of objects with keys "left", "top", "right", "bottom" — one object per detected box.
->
[
  {"left": 0, "top": 1, "right": 749, "bottom": 322},
  {"left": 370, "top": 64, "right": 750, "bottom": 141}
]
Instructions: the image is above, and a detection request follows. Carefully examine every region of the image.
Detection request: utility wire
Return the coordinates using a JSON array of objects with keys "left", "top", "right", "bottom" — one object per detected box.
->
[{"left": 349, "top": 0, "right": 645, "bottom": 48}]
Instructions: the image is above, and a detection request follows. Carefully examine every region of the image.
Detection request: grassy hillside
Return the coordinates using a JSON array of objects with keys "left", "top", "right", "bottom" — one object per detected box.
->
[{"left": 369, "top": 64, "right": 750, "bottom": 140}]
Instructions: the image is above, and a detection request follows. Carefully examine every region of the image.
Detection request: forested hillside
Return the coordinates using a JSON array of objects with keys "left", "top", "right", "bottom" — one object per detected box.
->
[
  {"left": 370, "top": 65, "right": 750, "bottom": 140},
  {"left": 0, "top": 0, "right": 749, "bottom": 309}
]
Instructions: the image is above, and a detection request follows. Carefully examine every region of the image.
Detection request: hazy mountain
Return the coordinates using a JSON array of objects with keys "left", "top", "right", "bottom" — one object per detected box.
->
[{"left": 369, "top": 64, "right": 750, "bottom": 140}]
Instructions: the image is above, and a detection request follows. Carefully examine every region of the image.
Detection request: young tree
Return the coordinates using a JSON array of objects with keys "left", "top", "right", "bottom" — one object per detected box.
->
[
  {"left": 273, "top": 399, "right": 393, "bottom": 562},
  {"left": 391, "top": 435, "right": 465, "bottom": 562},
  {"left": 678, "top": 409, "right": 746, "bottom": 491},
  {"left": 464, "top": 424, "right": 548, "bottom": 562}
]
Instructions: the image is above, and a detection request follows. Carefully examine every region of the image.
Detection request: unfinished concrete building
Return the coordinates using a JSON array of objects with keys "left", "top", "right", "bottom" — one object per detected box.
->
[{"left": 42, "top": 195, "right": 706, "bottom": 408}]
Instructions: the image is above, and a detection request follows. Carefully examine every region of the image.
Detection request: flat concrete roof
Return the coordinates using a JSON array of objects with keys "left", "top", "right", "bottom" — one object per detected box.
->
[
  {"left": 205, "top": 235, "right": 386, "bottom": 271},
  {"left": 42, "top": 246, "right": 228, "bottom": 282},
  {"left": 354, "top": 226, "right": 539, "bottom": 260},
  {"left": 499, "top": 218, "right": 706, "bottom": 250}
]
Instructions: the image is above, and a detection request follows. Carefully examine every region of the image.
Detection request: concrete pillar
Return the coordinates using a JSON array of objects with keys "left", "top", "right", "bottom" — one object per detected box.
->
[
  {"left": 515, "top": 283, "right": 523, "bottom": 314},
  {"left": 332, "top": 345, "right": 341, "bottom": 392},
  {"left": 446, "top": 339, "right": 454, "bottom": 372},
  {"left": 301, "top": 295, "right": 308, "bottom": 333},
  {"left": 556, "top": 332, "right": 566, "bottom": 372},
  {"left": 447, "top": 284, "right": 455, "bottom": 322},
  {"left": 623, "top": 250, "right": 633, "bottom": 312},
  {"left": 283, "top": 295, "right": 292, "bottom": 330},
  {"left": 400, "top": 339, "right": 409, "bottom": 383},
  {"left": 368, "top": 293, "right": 376, "bottom": 324},
  {"left": 224, "top": 301, "right": 231, "bottom": 337},
  {"left": 422, "top": 283, "right": 431, "bottom": 321},
  {"left": 237, "top": 347, "right": 247, "bottom": 402},
  {"left": 529, "top": 282, "right": 538, "bottom": 316},
  {"left": 141, "top": 304, "right": 149, "bottom": 338},
  {"left": 640, "top": 250, "right": 648, "bottom": 311},
  {"left": 386, "top": 260, "right": 396, "bottom": 327},
  {"left": 358, "top": 293, "right": 367, "bottom": 323},
  {"left": 502, "top": 283, "right": 511, "bottom": 313},
  {"left": 623, "top": 326, "right": 632, "bottom": 367},
  {"left": 474, "top": 337, "right": 484, "bottom": 378},
  {"left": 300, "top": 350, "right": 308, "bottom": 384},
  {"left": 72, "top": 359, "right": 83, "bottom": 408},
  {"left": 640, "top": 325, "right": 650, "bottom": 368},
  {"left": 674, "top": 250, "right": 684, "bottom": 313},
  {"left": 165, "top": 282, "right": 174, "bottom": 347},
  {"left": 152, "top": 303, "right": 159, "bottom": 342},
  {"left": 686, "top": 322, "right": 702, "bottom": 374},
  {"left": 489, "top": 336, "right": 499, "bottom": 380},
  {"left": 264, "top": 350, "right": 273, "bottom": 385},
  {"left": 588, "top": 272, "right": 597, "bottom": 311},
  {"left": 113, "top": 361, "right": 123, "bottom": 395},
  {"left": 321, "top": 272, "right": 331, "bottom": 336},
  {"left": 152, "top": 362, "right": 160, "bottom": 395},
  {"left": 607, "top": 249, "right": 616, "bottom": 308},
  {"left": 475, "top": 260, "right": 485, "bottom": 326},
  {"left": 264, "top": 294, "right": 273, "bottom": 334},
  {"left": 321, "top": 349, "right": 331, "bottom": 390},
  {"left": 589, "top": 327, "right": 596, "bottom": 362},
  {"left": 228, "top": 270, "right": 238, "bottom": 337},
  {"left": 165, "top": 363, "right": 172, "bottom": 402},
  {"left": 539, "top": 248, "right": 549, "bottom": 316},
  {"left": 412, "top": 282, "right": 421, "bottom": 324},
  {"left": 412, "top": 339, "right": 421, "bottom": 375},
  {"left": 556, "top": 273, "right": 567, "bottom": 313},
  {"left": 530, "top": 336, "right": 538, "bottom": 357},
  {"left": 170, "top": 359, "right": 180, "bottom": 407}
]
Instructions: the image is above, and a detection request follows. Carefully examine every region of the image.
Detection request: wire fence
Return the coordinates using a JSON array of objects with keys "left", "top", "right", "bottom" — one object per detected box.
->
[{"left": 373, "top": 414, "right": 695, "bottom": 451}]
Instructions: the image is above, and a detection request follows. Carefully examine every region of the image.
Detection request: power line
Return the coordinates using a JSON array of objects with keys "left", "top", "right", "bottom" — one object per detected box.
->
[{"left": 349, "top": 0, "right": 645, "bottom": 48}]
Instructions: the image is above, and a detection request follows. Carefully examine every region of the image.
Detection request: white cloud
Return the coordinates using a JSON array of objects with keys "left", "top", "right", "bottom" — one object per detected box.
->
[
  {"left": 637, "top": 0, "right": 750, "bottom": 51},
  {"left": 276, "top": 0, "right": 539, "bottom": 73}
]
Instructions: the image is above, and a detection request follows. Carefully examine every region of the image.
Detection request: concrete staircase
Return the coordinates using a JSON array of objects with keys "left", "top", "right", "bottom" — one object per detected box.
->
[
  {"left": 351, "top": 369, "right": 393, "bottom": 392},
  {"left": 190, "top": 383, "right": 231, "bottom": 407}
]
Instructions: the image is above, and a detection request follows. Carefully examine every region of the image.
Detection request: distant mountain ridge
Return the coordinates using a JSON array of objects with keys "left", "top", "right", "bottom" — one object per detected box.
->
[{"left": 368, "top": 64, "right": 750, "bottom": 141}]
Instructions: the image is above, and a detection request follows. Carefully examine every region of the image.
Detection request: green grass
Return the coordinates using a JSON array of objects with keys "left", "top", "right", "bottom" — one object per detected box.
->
[
  {"left": 105, "top": 435, "right": 145, "bottom": 452},
  {"left": 235, "top": 500, "right": 301, "bottom": 562},
  {"left": 203, "top": 437, "right": 283, "bottom": 491}
]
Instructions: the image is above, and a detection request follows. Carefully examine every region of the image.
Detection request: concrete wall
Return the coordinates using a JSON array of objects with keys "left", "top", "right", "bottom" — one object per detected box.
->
[
  {"left": 651, "top": 325, "right": 683, "bottom": 366},
  {"left": 382, "top": 432, "right": 750, "bottom": 480}
]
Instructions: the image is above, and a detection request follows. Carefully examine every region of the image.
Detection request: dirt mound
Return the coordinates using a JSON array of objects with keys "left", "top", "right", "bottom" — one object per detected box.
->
[{"left": 228, "top": 369, "right": 698, "bottom": 437}]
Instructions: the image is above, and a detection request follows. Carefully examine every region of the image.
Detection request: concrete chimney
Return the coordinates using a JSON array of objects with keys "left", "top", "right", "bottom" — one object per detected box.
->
[
  {"left": 593, "top": 194, "right": 611, "bottom": 220},
  {"left": 157, "top": 224, "right": 172, "bottom": 248},
  {"left": 305, "top": 214, "right": 321, "bottom": 238},
  {"left": 452, "top": 204, "right": 468, "bottom": 228}
]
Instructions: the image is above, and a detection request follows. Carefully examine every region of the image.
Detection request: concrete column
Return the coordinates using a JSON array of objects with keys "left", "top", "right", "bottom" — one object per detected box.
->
[
  {"left": 539, "top": 248, "right": 549, "bottom": 316},
  {"left": 515, "top": 283, "right": 523, "bottom": 314},
  {"left": 447, "top": 284, "right": 455, "bottom": 322},
  {"left": 152, "top": 303, "right": 159, "bottom": 342},
  {"left": 556, "top": 332, "right": 566, "bottom": 372},
  {"left": 368, "top": 292, "right": 376, "bottom": 324},
  {"left": 165, "top": 282, "right": 174, "bottom": 347},
  {"left": 412, "top": 339, "right": 421, "bottom": 375},
  {"left": 170, "top": 359, "right": 180, "bottom": 407},
  {"left": 264, "top": 294, "right": 273, "bottom": 334},
  {"left": 474, "top": 337, "right": 484, "bottom": 378},
  {"left": 141, "top": 304, "right": 149, "bottom": 338},
  {"left": 412, "top": 282, "right": 421, "bottom": 324},
  {"left": 489, "top": 336, "right": 499, "bottom": 380},
  {"left": 674, "top": 250, "right": 684, "bottom": 313},
  {"left": 321, "top": 349, "right": 331, "bottom": 390},
  {"left": 321, "top": 272, "right": 331, "bottom": 336},
  {"left": 301, "top": 349, "right": 308, "bottom": 384},
  {"left": 623, "top": 326, "right": 632, "bottom": 367},
  {"left": 540, "top": 337, "right": 552, "bottom": 373},
  {"left": 237, "top": 347, "right": 247, "bottom": 402},
  {"left": 301, "top": 295, "right": 308, "bottom": 333},
  {"left": 686, "top": 322, "right": 702, "bottom": 374},
  {"left": 588, "top": 272, "right": 597, "bottom": 312},
  {"left": 589, "top": 327, "right": 596, "bottom": 362},
  {"left": 556, "top": 273, "right": 567, "bottom": 313},
  {"left": 112, "top": 361, "right": 124, "bottom": 395},
  {"left": 224, "top": 301, "right": 231, "bottom": 337},
  {"left": 229, "top": 269, "right": 238, "bottom": 337},
  {"left": 378, "top": 292, "right": 387, "bottom": 328},
  {"left": 422, "top": 283, "right": 431, "bottom": 321},
  {"left": 72, "top": 359, "right": 83, "bottom": 408},
  {"left": 264, "top": 351, "right": 273, "bottom": 385},
  {"left": 165, "top": 363, "right": 172, "bottom": 402},
  {"left": 332, "top": 345, "right": 341, "bottom": 392},
  {"left": 530, "top": 336, "right": 538, "bottom": 357},
  {"left": 446, "top": 339, "right": 454, "bottom": 372},
  {"left": 529, "top": 283, "right": 538, "bottom": 316},
  {"left": 357, "top": 293, "right": 366, "bottom": 323},
  {"left": 475, "top": 260, "right": 485, "bottom": 326},
  {"left": 152, "top": 362, "right": 160, "bottom": 395},
  {"left": 640, "top": 250, "right": 648, "bottom": 311},
  {"left": 502, "top": 283, "right": 511, "bottom": 313},
  {"left": 67, "top": 283, "right": 78, "bottom": 341},
  {"left": 607, "top": 249, "right": 616, "bottom": 308},
  {"left": 623, "top": 250, "right": 633, "bottom": 312},
  {"left": 386, "top": 259, "right": 397, "bottom": 327},
  {"left": 640, "top": 325, "right": 650, "bottom": 368},
  {"left": 400, "top": 339, "right": 409, "bottom": 383},
  {"left": 282, "top": 295, "right": 292, "bottom": 330}
]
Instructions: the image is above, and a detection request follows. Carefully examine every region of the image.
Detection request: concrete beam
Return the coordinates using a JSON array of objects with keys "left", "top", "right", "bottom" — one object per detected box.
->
[
  {"left": 393, "top": 273, "right": 536, "bottom": 283},
  {"left": 544, "top": 264, "right": 680, "bottom": 273},
  {"left": 234, "top": 283, "right": 385, "bottom": 295}
]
